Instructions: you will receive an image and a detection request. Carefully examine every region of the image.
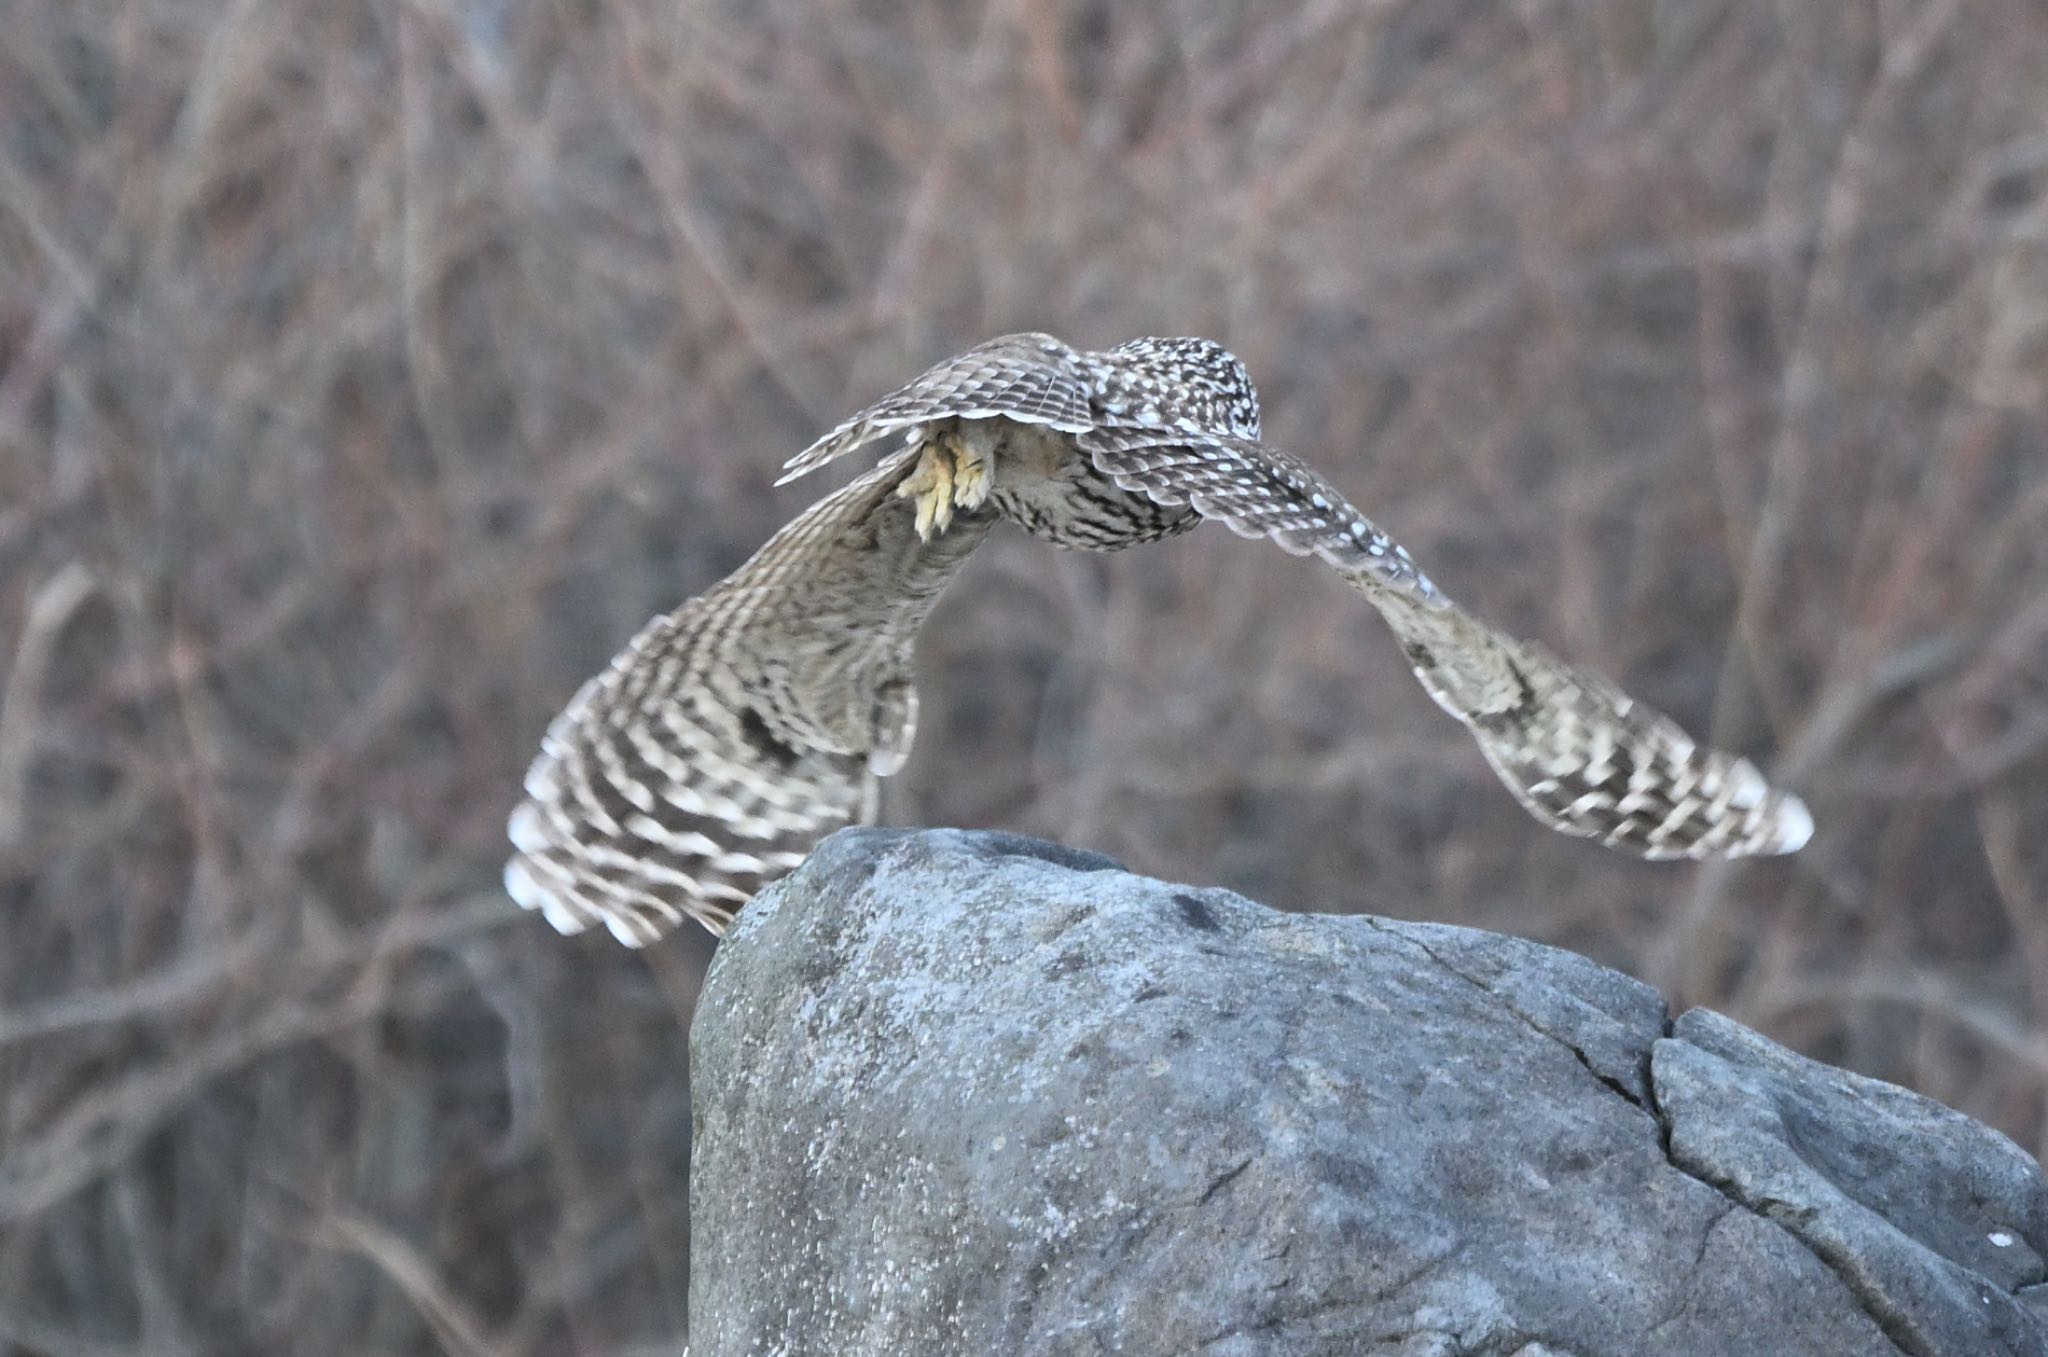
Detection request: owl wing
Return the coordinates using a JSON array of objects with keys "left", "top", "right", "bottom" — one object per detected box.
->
[
  {"left": 776, "top": 333, "right": 1098, "bottom": 484},
  {"left": 1082, "top": 429, "right": 1813, "bottom": 860},
  {"left": 505, "top": 450, "right": 995, "bottom": 945}
]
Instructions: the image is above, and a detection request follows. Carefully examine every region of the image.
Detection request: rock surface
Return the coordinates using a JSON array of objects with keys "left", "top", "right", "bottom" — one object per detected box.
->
[{"left": 687, "top": 829, "right": 2048, "bottom": 1356}]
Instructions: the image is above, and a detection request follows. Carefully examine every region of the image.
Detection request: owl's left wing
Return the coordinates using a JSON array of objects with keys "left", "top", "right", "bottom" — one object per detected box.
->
[
  {"left": 506, "top": 449, "right": 994, "bottom": 945},
  {"left": 1082, "top": 429, "right": 1813, "bottom": 861},
  {"left": 776, "top": 333, "right": 1097, "bottom": 484}
]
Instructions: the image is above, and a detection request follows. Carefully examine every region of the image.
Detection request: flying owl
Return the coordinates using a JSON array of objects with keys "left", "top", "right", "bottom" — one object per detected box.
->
[{"left": 505, "top": 333, "right": 1812, "bottom": 945}]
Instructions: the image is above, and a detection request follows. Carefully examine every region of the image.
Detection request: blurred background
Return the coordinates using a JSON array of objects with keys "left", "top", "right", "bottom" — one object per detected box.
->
[{"left": 4, "top": 0, "right": 2046, "bottom": 1351}]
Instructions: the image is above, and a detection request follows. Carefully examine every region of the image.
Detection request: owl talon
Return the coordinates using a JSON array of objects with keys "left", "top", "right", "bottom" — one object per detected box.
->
[
  {"left": 946, "top": 431, "right": 992, "bottom": 513},
  {"left": 895, "top": 441, "right": 951, "bottom": 541},
  {"left": 898, "top": 431, "right": 992, "bottom": 542}
]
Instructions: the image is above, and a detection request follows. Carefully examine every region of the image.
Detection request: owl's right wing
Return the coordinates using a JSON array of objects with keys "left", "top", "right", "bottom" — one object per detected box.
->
[
  {"left": 1082, "top": 428, "right": 1813, "bottom": 861},
  {"left": 505, "top": 450, "right": 994, "bottom": 945},
  {"left": 776, "top": 332, "right": 1098, "bottom": 484}
]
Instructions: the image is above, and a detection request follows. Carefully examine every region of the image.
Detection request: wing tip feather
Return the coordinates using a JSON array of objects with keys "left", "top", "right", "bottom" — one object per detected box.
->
[
  {"left": 504, "top": 854, "right": 594, "bottom": 937},
  {"left": 1767, "top": 792, "right": 1815, "bottom": 855}
]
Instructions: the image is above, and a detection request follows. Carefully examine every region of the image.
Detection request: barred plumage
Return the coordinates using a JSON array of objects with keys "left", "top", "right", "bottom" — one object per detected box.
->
[
  {"left": 508, "top": 332, "right": 1810, "bottom": 945},
  {"left": 506, "top": 449, "right": 991, "bottom": 944}
]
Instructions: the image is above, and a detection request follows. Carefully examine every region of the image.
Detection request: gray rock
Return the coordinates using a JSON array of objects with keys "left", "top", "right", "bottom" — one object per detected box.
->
[{"left": 687, "top": 829, "right": 2048, "bottom": 1356}]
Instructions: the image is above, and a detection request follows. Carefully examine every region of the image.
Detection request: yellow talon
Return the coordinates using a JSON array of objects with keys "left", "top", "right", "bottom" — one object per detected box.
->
[
  {"left": 897, "top": 430, "right": 990, "bottom": 542},
  {"left": 948, "top": 431, "right": 991, "bottom": 513},
  {"left": 924, "top": 445, "right": 953, "bottom": 537}
]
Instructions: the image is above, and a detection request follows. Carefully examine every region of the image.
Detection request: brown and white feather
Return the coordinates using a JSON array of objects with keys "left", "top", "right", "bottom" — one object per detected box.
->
[
  {"left": 505, "top": 450, "right": 991, "bottom": 944},
  {"left": 1076, "top": 425, "right": 1807, "bottom": 858},
  {"left": 513, "top": 330, "right": 1810, "bottom": 948},
  {"left": 777, "top": 333, "right": 1098, "bottom": 484}
]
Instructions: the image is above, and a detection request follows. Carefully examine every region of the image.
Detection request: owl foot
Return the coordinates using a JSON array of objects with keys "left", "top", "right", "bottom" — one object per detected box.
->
[{"left": 898, "top": 430, "right": 992, "bottom": 541}]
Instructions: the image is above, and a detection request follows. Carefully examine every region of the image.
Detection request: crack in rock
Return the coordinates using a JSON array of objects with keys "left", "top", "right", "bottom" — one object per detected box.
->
[{"left": 1363, "top": 918, "right": 1651, "bottom": 1113}]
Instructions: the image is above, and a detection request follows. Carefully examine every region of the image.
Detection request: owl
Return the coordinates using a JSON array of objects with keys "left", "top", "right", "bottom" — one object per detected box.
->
[{"left": 506, "top": 334, "right": 1810, "bottom": 944}]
